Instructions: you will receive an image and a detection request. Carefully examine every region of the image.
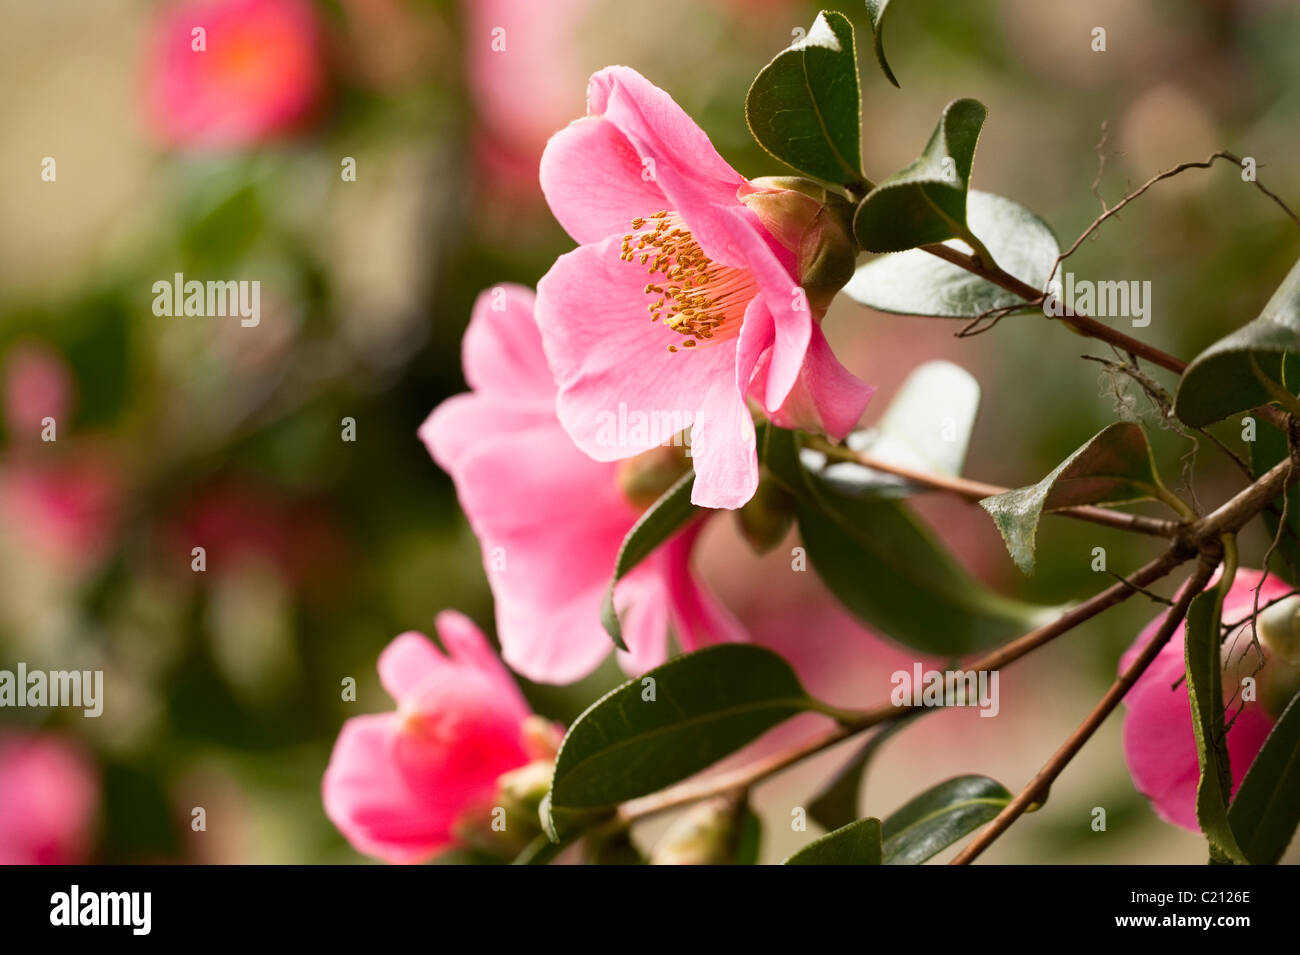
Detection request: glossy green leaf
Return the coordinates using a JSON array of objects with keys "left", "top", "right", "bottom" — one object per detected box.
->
[
  {"left": 798, "top": 360, "right": 979, "bottom": 499},
  {"left": 808, "top": 722, "right": 906, "bottom": 831},
  {"left": 1250, "top": 420, "right": 1300, "bottom": 584},
  {"left": 1184, "top": 590, "right": 1248, "bottom": 863},
  {"left": 765, "top": 424, "right": 1055, "bottom": 656},
  {"left": 511, "top": 835, "right": 568, "bottom": 866},
  {"left": 600, "top": 470, "right": 698, "bottom": 650},
  {"left": 863, "top": 0, "right": 899, "bottom": 87},
  {"left": 882, "top": 774, "right": 1012, "bottom": 864},
  {"left": 745, "top": 11, "right": 863, "bottom": 184},
  {"left": 844, "top": 191, "right": 1059, "bottom": 317},
  {"left": 1229, "top": 691, "right": 1300, "bottom": 864},
  {"left": 796, "top": 488, "right": 1055, "bottom": 656},
  {"left": 853, "top": 98, "right": 986, "bottom": 253},
  {"left": 544, "top": 645, "right": 823, "bottom": 840},
  {"left": 1175, "top": 257, "right": 1300, "bottom": 427},
  {"left": 979, "top": 422, "right": 1167, "bottom": 575},
  {"left": 784, "top": 816, "right": 882, "bottom": 864}
]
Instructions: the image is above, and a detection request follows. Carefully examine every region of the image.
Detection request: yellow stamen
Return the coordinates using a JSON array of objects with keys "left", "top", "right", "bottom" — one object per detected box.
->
[{"left": 621, "top": 211, "right": 757, "bottom": 353}]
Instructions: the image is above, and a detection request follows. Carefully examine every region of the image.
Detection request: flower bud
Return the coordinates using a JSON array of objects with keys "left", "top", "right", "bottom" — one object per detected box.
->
[
  {"left": 1254, "top": 596, "right": 1300, "bottom": 718},
  {"left": 649, "top": 796, "right": 745, "bottom": 865},
  {"left": 736, "top": 467, "right": 796, "bottom": 554},
  {"left": 739, "top": 176, "right": 858, "bottom": 313},
  {"left": 616, "top": 442, "right": 691, "bottom": 509}
]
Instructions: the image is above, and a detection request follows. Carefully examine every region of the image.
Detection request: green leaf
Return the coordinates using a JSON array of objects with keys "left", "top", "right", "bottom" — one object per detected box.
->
[
  {"left": 783, "top": 816, "right": 883, "bottom": 864},
  {"left": 796, "top": 490, "right": 1054, "bottom": 656},
  {"left": 543, "top": 645, "right": 824, "bottom": 840},
  {"left": 1175, "top": 256, "right": 1300, "bottom": 427},
  {"left": 600, "top": 470, "right": 698, "bottom": 650},
  {"left": 979, "top": 422, "right": 1168, "bottom": 575},
  {"left": 799, "top": 360, "right": 980, "bottom": 499},
  {"left": 735, "top": 803, "right": 764, "bottom": 865},
  {"left": 863, "top": 0, "right": 900, "bottom": 87},
  {"left": 1229, "top": 691, "right": 1300, "bottom": 864},
  {"left": 766, "top": 422, "right": 1055, "bottom": 656},
  {"left": 745, "top": 11, "right": 863, "bottom": 184},
  {"left": 808, "top": 722, "right": 905, "bottom": 831},
  {"left": 1184, "top": 590, "right": 1248, "bottom": 863},
  {"left": 844, "top": 191, "right": 1059, "bottom": 317},
  {"left": 1250, "top": 421, "right": 1300, "bottom": 584},
  {"left": 853, "top": 98, "right": 986, "bottom": 254},
  {"left": 510, "top": 835, "right": 568, "bottom": 866},
  {"left": 881, "top": 774, "right": 1012, "bottom": 864}
]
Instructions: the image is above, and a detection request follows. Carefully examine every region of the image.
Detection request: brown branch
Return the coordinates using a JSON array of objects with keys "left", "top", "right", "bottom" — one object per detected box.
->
[
  {"left": 951, "top": 552, "right": 1219, "bottom": 864},
  {"left": 808, "top": 439, "right": 1182, "bottom": 539},
  {"left": 616, "top": 545, "right": 1194, "bottom": 826}
]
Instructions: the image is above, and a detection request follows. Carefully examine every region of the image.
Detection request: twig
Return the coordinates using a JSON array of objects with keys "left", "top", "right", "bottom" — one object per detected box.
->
[
  {"left": 807, "top": 438, "right": 1182, "bottom": 539},
  {"left": 950, "top": 553, "right": 1219, "bottom": 864},
  {"left": 616, "top": 546, "right": 1194, "bottom": 826}
]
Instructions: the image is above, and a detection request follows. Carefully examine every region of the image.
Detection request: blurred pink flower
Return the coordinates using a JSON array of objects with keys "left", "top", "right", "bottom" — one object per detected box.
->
[
  {"left": 465, "top": 0, "right": 592, "bottom": 190},
  {"left": 535, "top": 67, "right": 872, "bottom": 509},
  {"left": 322, "top": 612, "right": 534, "bottom": 864},
  {"left": 1120, "top": 569, "right": 1287, "bottom": 831},
  {"left": 0, "top": 733, "right": 98, "bottom": 865},
  {"left": 420, "top": 284, "right": 745, "bottom": 683},
  {"left": 145, "top": 0, "right": 328, "bottom": 148},
  {"left": 0, "top": 454, "right": 120, "bottom": 569},
  {"left": 163, "top": 482, "right": 347, "bottom": 588},
  {"left": 3, "top": 342, "right": 72, "bottom": 441}
]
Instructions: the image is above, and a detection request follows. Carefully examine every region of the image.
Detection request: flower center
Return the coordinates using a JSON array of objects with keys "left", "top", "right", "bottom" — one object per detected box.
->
[{"left": 621, "top": 211, "right": 757, "bottom": 352}]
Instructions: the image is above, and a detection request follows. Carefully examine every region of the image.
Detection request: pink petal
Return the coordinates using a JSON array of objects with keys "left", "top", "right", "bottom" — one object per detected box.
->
[
  {"left": 658, "top": 523, "right": 748, "bottom": 651},
  {"left": 586, "top": 67, "right": 745, "bottom": 221},
  {"left": 377, "top": 631, "right": 446, "bottom": 705},
  {"left": 765, "top": 322, "right": 874, "bottom": 439},
  {"left": 452, "top": 418, "right": 641, "bottom": 683},
  {"left": 539, "top": 116, "right": 669, "bottom": 244},
  {"left": 688, "top": 372, "right": 759, "bottom": 509},
  {"left": 322, "top": 714, "right": 453, "bottom": 864},
  {"left": 461, "top": 283, "right": 557, "bottom": 406},
  {"left": 613, "top": 563, "right": 672, "bottom": 675},
  {"left": 536, "top": 235, "right": 739, "bottom": 463},
  {"left": 433, "top": 609, "right": 530, "bottom": 711},
  {"left": 419, "top": 393, "right": 554, "bottom": 475},
  {"left": 1121, "top": 568, "right": 1290, "bottom": 831}
]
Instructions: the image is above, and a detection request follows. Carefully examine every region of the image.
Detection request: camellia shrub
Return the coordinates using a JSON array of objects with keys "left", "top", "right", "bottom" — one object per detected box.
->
[{"left": 323, "top": 7, "right": 1300, "bottom": 866}]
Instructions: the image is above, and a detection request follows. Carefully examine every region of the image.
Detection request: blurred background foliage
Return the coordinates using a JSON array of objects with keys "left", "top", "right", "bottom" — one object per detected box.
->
[{"left": 1, "top": 0, "right": 1298, "bottom": 863}]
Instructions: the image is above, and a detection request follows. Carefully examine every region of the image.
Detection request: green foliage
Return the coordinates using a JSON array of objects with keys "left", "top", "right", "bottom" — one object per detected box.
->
[
  {"left": 600, "top": 471, "right": 699, "bottom": 650},
  {"left": 1228, "top": 692, "right": 1300, "bottom": 864},
  {"left": 1184, "top": 590, "right": 1248, "bottom": 863},
  {"left": 1175, "top": 257, "right": 1300, "bottom": 427},
  {"left": 881, "top": 774, "right": 1012, "bottom": 864},
  {"left": 784, "top": 816, "right": 883, "bottom": 864},
  {"left": 853, "top": 98, "right": 986, "bottom": 253},
  {"left": 746, "top": 11, "right": 863, "bottom": 184},
  {"left": 863, "top": 0, "right": 900, "bottom": 87},
  {"left": 845, "top": 191, "right": 1059, "bottom": 317},
  {"left": 979, "top": 422, "right": 1171, "bottom": 574},
  {"left": 543, "top": 645, "right": 828, "bottom": 840}
]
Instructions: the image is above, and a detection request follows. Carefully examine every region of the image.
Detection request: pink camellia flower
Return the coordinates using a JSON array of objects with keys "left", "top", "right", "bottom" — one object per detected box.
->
[
  {"left": 0, "top": 732, "right": 99, "bottom": 865},
  {"left": 1120, "top": 569, "right": 1289, "bottom": 831},
  {"left": 145, "top": 0, "right": 328, "bottom": 148},
  {"left": 535, "top": 66, "right": 873, "bottom": 509},
  {"left": 3, "top": 342, "right": 72, "bottom": 441},
  {"left": 322, "top": 612, "right": 539, "bottom": 864},
  {"left": 420, "top": 284, "right": 746, "bottom": 684}
]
